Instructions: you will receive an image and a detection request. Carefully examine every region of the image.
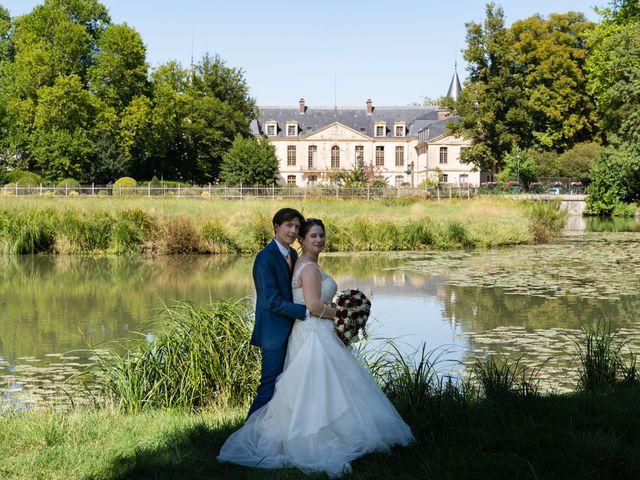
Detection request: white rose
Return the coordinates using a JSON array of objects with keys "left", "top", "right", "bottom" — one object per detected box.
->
[
  {"left": 337, "top": 325, "right": 345, "bottom": 332},
  {"left": 351, "top": 335, "right": 360, "bottom": 343},
  {"left": 344, "top": 331, "right": 353, "bottom": 339}
]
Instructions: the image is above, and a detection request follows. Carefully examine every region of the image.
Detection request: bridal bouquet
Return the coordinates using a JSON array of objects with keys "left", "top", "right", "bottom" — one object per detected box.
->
[{"left": 333, "top": 288, "right": 371, "bottom": 346}]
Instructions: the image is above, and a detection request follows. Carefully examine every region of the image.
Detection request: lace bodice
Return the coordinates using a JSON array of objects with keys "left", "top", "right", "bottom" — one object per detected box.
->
[{"left": 292, "top": 262, "right": 338, "bottom": 307}]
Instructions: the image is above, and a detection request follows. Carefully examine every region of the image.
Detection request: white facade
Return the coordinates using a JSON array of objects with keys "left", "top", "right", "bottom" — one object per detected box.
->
[
  {"left": 271, "top": 123, "right": 418, "bottom": 188},
  {"left": 254, "top": 94, "right": 486, "bottom": 188}
]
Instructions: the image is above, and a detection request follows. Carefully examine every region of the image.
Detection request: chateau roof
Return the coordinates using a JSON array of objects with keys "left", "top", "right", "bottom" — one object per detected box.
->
[{"left": 252, "top": 105, "right": 452, "bottom": 139}]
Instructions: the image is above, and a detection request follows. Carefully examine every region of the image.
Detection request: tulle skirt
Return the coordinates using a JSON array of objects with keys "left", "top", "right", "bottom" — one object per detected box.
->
[{"left": 217, "top": 317, "right": 414, "bottom": 478}]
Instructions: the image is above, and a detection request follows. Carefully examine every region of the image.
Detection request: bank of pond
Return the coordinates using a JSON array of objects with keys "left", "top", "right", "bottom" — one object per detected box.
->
[
  {"left": 2, "top": 301, "right": 639, "bottom": 479},
  {"left": 0, "top": 197, "right": 566, "bottom": 254}
]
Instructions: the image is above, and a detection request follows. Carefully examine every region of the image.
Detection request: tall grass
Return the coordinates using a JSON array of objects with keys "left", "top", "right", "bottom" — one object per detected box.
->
[
  {"left": 78, "top": 299, "right": 260, "bottom": 412},
  {"left": 528, "top": 200, "right": 568, "bottom": 243},
  {"left": 573, "top": 321, "right": 639, "bottom": 392},
  {"left": 472, "top": 354, "right": 543, "bottom": 399},
  {"left": 0, "top": 197, "right": 537, "bottom": 254}
]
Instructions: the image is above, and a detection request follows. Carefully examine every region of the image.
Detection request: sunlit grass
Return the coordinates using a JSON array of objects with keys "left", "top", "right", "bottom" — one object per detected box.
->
[{"left": 0, "top": 196, "right": 554, "bottom": 254}]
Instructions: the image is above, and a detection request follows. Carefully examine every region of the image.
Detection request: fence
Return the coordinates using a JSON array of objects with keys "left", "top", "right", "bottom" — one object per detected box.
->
[{"left": 0, "top": 183, "right": 481, "bottom": 200}]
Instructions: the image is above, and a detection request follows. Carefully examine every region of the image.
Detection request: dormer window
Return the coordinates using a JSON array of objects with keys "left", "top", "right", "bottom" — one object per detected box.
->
[
  {"left": 265, "top": 121, "right": 277, "bottom": 136},
  {"left": 394, "top": 122, "right": 406, "bottom": 137},
  {"left": 286, "top": 121, "right": 298, "bottom": 137},
  {"left": 374, "top": 121, "right": 386, "bottom": 137}
]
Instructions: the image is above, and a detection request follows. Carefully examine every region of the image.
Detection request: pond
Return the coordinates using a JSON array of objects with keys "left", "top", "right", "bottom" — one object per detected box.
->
[{"left": 1, "top": 217, "right": 639, "bottom": 410}]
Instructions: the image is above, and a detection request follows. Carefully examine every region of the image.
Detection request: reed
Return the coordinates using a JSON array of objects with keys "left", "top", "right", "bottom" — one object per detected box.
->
[
  {"left": 574, "top": 321, "right": 640, "bottom": 392},
  {"left": 472, "top": 354, "right": 542, "bottom": 399},
  {"left": 78, "top": 299, "right": 260, "bottom": 412},
  {"left": 0, "top": 198, "right": 540, "bottom": 255},
  {"left": 528, "top": 200, "right": 568, "bottom": 243}
]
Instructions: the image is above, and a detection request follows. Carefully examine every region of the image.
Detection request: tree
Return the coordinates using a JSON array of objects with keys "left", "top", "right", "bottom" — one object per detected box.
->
[
  {"left": 587, "top": 21, "right": 640, "bottom": 144},
  {"left": 219, "top": 135, "right": 278, "bottom": 186},
  {"left": 496, "top": 145, "right": 537, "bottom": 186},
  {"left": 450, "top": 5, "right": 598, "bottom": 174},
  {"left": 510, "top": 12, "right": 597, "bottom": 151},
  {"left": 143, "top": 55, "right": 258, "bottom": 183},
  {"left": 587, "top": 142, "right": 640, "bottom": 214},
  {"left": 88, "top": 23, "right": 149, "bottom": 109},
  {"left": 448, "top": 3, "right": 531, "bottom": 174},
  {"left": 30, "top": 74, "right": 95, "bottom": 178},
  {"left": 332, "top": 158, "right": 388, "bottom": 187}
]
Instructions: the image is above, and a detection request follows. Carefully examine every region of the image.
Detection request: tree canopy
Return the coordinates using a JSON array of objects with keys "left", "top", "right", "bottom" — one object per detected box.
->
[
  {"left": 449, "top": 4, "right": 597, "bottom": 173},
  {"left": 0, "top": 0, "right": 257, "bottom": 184}
]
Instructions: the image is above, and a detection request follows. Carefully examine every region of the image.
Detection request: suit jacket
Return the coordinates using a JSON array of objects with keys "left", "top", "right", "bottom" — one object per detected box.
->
[{"left": 251, "top": 239, "right": 307, "bottom": 350}]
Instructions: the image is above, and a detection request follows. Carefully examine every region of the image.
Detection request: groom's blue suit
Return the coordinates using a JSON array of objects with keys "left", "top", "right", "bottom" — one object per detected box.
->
[{"left": 248, "top": 239, "right": 307, "bottom": 417}]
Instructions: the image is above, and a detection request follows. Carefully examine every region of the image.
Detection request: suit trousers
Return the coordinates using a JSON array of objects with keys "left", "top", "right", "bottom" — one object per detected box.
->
[{"left": 247, "top": 343, "right": 288, "bottom": 418}]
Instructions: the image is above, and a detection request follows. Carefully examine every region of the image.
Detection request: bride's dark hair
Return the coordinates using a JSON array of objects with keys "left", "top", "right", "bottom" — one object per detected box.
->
[{"left": 299, "top": 218, "right": 325, "bottom": 238}]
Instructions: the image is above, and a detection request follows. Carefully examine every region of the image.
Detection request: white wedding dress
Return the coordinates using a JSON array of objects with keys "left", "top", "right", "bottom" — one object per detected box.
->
[{"left": 218, "top": 262, "right": 414, "bottom": 477}]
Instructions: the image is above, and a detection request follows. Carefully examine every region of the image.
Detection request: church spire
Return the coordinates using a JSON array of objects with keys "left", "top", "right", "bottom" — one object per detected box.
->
[{"left": 446, "top": 62, "right": 462, "bottom": 100}]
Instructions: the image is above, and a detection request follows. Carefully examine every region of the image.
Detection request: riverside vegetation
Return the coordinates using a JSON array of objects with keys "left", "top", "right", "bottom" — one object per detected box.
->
[
  {"left": 0, "top": 196, "right": 567, "bottom": 255},
  {"left": 1, "top": 301, "right": 640, "bottom": 480}
]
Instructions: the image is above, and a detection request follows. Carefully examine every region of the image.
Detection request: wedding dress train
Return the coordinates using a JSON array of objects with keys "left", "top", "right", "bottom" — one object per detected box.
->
[{"left": 218, "top": 262, "right": 414, "bottom": 477}]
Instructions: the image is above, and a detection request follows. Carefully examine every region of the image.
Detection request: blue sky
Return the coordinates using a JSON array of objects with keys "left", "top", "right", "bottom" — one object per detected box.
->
[{"left": 3, "top": 1, "right": 600, "bottom": 107}]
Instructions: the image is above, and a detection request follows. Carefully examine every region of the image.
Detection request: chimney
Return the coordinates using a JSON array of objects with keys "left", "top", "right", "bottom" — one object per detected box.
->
[
  {"left": 366, "top": 98, "right": 373, "bottom": 115},
  {"left": 299, "top": 98, "right": 305, "bottom": 114}
]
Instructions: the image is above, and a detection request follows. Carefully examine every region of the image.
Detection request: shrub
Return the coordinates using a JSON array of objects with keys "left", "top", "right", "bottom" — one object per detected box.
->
[
  {"left": 57, "top": 178, "right": 80, "bottom": 188},
  {"left": 162, "top": 215, "right": 202, "bottom": 254},
  {"left": 112, "top": 177, "right": 137, "bottom": 195},
  {"left": 5, "top": 170, "right": 42, "bottom": 186}
]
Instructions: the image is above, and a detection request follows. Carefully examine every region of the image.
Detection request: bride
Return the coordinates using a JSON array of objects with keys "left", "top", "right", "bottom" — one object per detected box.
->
[{"left": 217, "top": 218, "right": 414, "bottom": 477}]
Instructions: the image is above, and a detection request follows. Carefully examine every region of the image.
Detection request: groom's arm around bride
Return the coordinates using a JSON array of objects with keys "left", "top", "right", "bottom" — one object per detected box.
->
[{"left": 247, "top": 208, "right": 307, "bottom": 418}]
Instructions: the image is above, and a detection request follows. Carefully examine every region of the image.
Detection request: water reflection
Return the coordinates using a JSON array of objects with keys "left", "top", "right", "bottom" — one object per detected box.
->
[{"left": 2, "top": 227, "right": 640, "bottom": 408}]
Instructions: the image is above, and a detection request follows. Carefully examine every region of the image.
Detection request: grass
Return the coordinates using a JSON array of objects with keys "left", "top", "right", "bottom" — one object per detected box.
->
[
  {"left": 0, "top": 197, "right": 565, "bottom": 254},
  {"left": 77, "top": 299, "right": 260, "bottom": 412},
  {"left": 3, "top": 302, "right": 640, "bottom": 479},
  {"left": 3, "top": 383, "right": 640, "bottom": 479},
  {"left": 574, "top": 321, "right": 640, "bottom": 392}
]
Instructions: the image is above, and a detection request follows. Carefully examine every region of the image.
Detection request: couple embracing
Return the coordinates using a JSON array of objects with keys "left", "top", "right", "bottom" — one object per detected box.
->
[{"left": 218, "top": 208, "right": 413, "bottom": 478}]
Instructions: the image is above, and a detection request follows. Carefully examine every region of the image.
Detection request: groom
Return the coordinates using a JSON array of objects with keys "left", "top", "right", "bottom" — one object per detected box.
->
[{"left": 247, "top": 207, "right": 308, "bottom": 418}]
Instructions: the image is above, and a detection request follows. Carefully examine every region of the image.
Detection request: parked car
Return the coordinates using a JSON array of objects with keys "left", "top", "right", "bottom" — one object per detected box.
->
[
  {"left": 529, "top": 181, "right": 543, "bottom": 193},
  {"left": 569, "top": 181, "right": 584, "bottom": 195}
]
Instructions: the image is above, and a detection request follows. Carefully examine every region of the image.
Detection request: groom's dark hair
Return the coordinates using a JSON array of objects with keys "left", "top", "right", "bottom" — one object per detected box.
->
[{"left": 272, "top": 208, "right": 305, "bottom": 230}]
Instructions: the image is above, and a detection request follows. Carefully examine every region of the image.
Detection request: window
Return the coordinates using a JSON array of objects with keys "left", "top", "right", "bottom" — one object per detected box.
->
[
  {"left": 359, "top": 127, "right": 367, "bottom": 132},
  {"left": 394, "top": 123, "right": 405, "bottom": 137},
  {"left": 441, "top": 174, "right": 449, "bottom": 183},
  {"left": 308, "top": 175, "right": 317, "bottom": 186},
  {"left": 286, "top": 124, "right": 297, "bottom": 136},
  {"left": 266, "top": 123, "right": 276, "bottom": 136},
  {"left": 287, "top": 175, "right": 296, "bottom": 185},
  {"left": 395, "top": 146, "right": 404, "bottom": 166},
  {"left": 375, "top": 125, "right": 385, "bottom": 137},
  {"left": 331, "top": 146, "right": 340, "bottom": 169},
  {"left": 375, "top": 146, "right": 384, "bottom": 166},
  {"left": 459, "top": 174, "right": 469, "bottom": 186},
  {"left": 308, "top": 145, "right": 317, "bottom": 169},
  {"left": 439, "top": 147, "right": 448, "bottom": 164},
  {"left": 355, "top": 146, "right": 364, "bottom": 162},
  {"left": 287, "top": 145, "right": 296, "bottom": 166},
  {"left": 395, "top": 175, "right": 404, "bottom": 187}
]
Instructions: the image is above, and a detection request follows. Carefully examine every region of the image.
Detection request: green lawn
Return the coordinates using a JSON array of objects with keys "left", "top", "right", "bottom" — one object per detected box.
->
[{"left": 2, "top": 388, "right": 639, "bottom": 480}]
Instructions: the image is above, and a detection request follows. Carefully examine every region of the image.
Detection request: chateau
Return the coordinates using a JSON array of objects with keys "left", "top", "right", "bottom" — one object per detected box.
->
[{"left": 251, "top": 71, "right": 489, "bottom": 188}]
